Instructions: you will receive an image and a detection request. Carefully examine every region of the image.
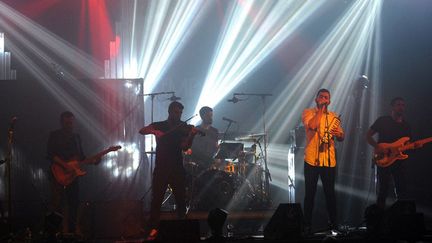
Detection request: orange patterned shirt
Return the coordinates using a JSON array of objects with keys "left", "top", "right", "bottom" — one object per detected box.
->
[{"left": 302, "top": 107, "right": 343, "bottom": 167}]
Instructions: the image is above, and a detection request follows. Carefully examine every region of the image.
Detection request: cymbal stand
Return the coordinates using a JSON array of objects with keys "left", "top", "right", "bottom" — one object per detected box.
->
[
  {"left": 221, "top": 120, "right": 234, "bottom": 142},
  {"left": 287, "top": 129, "right": 296, "bottom": 203},
  {"left": 232, "top": 93, "right": 272, "bottom": 206}
]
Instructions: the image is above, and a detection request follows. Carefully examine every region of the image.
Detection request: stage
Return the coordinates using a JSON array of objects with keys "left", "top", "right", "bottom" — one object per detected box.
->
[
  {"left": 1, "top": 0, "right": 432, "bottom": 242},
  {"left": 3, "top": 205, "right": 431, "bottom": 242}
]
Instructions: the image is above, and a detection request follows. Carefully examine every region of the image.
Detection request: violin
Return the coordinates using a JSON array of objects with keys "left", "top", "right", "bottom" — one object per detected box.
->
[
  {"left": 177, "top": 122, "right": 206, "bottom": 136},
  {"left": 163, "top": 121, "right": 205, "bottom": 137}
]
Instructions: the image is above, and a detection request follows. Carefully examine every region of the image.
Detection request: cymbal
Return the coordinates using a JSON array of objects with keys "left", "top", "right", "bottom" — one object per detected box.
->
[
  {"left": 235, "top": 133, "right": 266, "bottom": 142},
  {"left": 240, "top": 151, "right": 256, "bottom": 156}
]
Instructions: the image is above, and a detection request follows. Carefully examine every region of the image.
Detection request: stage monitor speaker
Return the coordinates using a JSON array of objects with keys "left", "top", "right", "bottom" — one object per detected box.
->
[
  {"left": 264, "top": 203, "right": 303, "bottom": 240},
  {"left": 157, "top": 219, "right": 200, "bottom": 242},
  {"left": 44, "top": 212, "right": 63, "bottom": 234},
  {"left": 386, "top": 200, "right": 425, "bottom": 239},
  {"left": 0, "top": 220, "right": 9, "bottom": 240},
  {"left": 364, "top": 203, "right": 385, "bottom": 235},
  {"left": 388, "top": 199, "right": 416, "bottom": 214}
]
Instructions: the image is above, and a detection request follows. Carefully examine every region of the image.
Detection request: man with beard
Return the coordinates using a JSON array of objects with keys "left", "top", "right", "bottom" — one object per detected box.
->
[{"left": 189, "top": 106, "right": 219, "bottom": 172}]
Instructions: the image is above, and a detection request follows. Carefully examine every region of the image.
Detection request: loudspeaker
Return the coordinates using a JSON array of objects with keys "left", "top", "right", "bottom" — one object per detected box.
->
[
  {"left": 207, "top": 208, "right": 228, "bottom": 236},
  {"left": 264, "top": 203, "right": 303, "bottom": 240},
  {"left": 364, "top": 204, "right": 385, "bottom": 235},
  {"left": 0, "top": 219, "right": 9, "bottom": 240},
  {"left": 157, "top": 219, "right": 200, "bottom": 242},
  {"left": 388, "top": 199, "right": 416, "bottom": 214},
  {"left": 44, "top": 212, "right": 63, "bottom": 234},
  {"left": 386, "top": 200, "right": 425, "bottom": 239},
  {"left": 365, "top": 200, "right": 426, "bottom": 239}
]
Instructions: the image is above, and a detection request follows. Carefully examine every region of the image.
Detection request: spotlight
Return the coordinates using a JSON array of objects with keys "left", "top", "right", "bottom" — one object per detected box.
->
[
  {"left": 255, "top": 0, "right": 383, "bottom": 144},
  {"left": 358, "top": 75, "right": 370, "bottom": 89},
  {"left": 193, "top": 1, "right": 325, "bottom": 114}
]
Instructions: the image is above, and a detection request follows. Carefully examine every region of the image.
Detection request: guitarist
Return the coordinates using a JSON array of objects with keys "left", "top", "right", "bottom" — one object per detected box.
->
[
  {"left": 46, "top": 111, "right": 93, "bottom": 235},
  {"left": 366, "top": 97, "right": 420, "bottom": 208}
]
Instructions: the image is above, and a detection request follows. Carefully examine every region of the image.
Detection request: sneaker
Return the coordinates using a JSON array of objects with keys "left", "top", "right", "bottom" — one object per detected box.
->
[
  {"left": 328, "top": 223, "right": 343, "bottom": 236},
  {"left": 145, "top": 228, "right": 158, "bottom": 241}
]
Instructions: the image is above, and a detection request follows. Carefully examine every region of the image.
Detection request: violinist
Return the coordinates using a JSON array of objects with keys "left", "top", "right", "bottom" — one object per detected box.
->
[{"left": 139, "top": 101, "right": 199, "bottom": 240}]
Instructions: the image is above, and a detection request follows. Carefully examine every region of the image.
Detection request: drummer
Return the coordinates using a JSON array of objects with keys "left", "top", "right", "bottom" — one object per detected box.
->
[{"left": 188, "top": 106, "right": 220, "bottom": 172}]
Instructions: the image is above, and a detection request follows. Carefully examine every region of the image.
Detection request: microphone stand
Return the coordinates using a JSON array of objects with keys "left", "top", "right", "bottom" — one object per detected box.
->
[
  {"left": 233, "top": 92, "right": 272, "bottom": 206},
  {"left": 221, "top": 120, "right": 234, "bottom": 143},
  {"left": 287, "top": 129, "right": 296, "bottom": 203}
]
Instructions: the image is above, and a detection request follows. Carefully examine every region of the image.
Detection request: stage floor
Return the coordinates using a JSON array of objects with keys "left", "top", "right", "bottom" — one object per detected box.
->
[{"left": 3, "top": 208, "right": 432, "bottom": 242}]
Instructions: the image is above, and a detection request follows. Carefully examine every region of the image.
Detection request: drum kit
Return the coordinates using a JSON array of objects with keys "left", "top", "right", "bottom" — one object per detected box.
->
[{"left": 181, "top": 133, "right": 271, "bottom": 211}]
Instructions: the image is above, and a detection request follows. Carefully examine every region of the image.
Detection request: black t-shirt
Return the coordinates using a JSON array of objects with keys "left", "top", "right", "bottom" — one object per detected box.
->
[
  {"left": 47, "top": 129, "right": 85, "bottom": 162},
  {"left": 152, "top": 120, "right": 190, "bottom": 167},
  {"left": 370, "top": 116, "right": 411, "bottom": 143},
  {"left": 190, "top": 125, "right": 219, "bottom": 165}
]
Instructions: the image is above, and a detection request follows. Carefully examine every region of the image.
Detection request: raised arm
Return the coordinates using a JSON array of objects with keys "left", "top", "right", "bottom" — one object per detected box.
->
[{"left": 304, "top": 107, "right": 325, "bottom": 131}]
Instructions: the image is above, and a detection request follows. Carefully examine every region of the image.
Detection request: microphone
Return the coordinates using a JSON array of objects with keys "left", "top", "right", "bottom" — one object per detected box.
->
[
  {"left": 222, "top": 117, "right": 237, "bottom": 124},
  {"left": 227, "top": 96, "right": 239, "bottom": 103},
  {"left": 169, "top": 94, "right": 181, "bottom": 101},
  {"left": 319, "top": 102, "right": 328, "bottom": 109}
]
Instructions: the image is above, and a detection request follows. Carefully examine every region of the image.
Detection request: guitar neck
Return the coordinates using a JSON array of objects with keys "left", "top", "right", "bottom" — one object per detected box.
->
[
  {"left": 402, "top": 137, "right": 432, "bottom": 151},
  {"left": 82, "top": 148, "right": 112, "bottom": 164}
]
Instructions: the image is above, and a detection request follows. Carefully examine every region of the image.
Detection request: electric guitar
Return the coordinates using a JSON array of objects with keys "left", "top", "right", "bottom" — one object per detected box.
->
[
  {"left": 51, "top": 145, "right": 121, "bottom": 186},
  {"left": 373, "top": 137, "right": 432, "bottom": 167}
]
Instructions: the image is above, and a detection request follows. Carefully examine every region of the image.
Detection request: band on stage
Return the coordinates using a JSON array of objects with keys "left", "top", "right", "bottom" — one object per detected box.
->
[{"left": 2, "top": 89, "right": 424, "bottom": 239}]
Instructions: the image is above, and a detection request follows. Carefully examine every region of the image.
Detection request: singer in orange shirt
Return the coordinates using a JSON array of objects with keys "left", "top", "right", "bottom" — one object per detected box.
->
[{"left": 301, "top": 88, "right": 344, "bottom": 232}]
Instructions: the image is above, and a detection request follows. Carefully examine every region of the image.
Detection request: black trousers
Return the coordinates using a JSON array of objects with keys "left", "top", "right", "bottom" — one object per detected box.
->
[
  {"left": 376, "top": 161, "right": 407, "bottom": 208},
  {"left": 148, "top": 165, "right": 186, "bottom": 228},
  {"left": 303, "top": 162, "right": 337, "bottom": 226},
  {"left": 50, "top": 175, "right": 79, "bottom": 233}
]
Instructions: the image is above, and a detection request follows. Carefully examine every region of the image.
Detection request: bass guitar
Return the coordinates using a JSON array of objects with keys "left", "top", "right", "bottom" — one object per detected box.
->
[
  {"left": 374, "top": 137, "right": 432, "bottom": 167},
  {"left": 51, "top": 145, "right": 121, "bottom": 186}
]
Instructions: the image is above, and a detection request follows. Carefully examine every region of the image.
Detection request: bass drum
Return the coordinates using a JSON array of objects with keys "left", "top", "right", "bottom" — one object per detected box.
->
[{"left": 193, "top": 169, "right": 255, "bottom": 211}]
